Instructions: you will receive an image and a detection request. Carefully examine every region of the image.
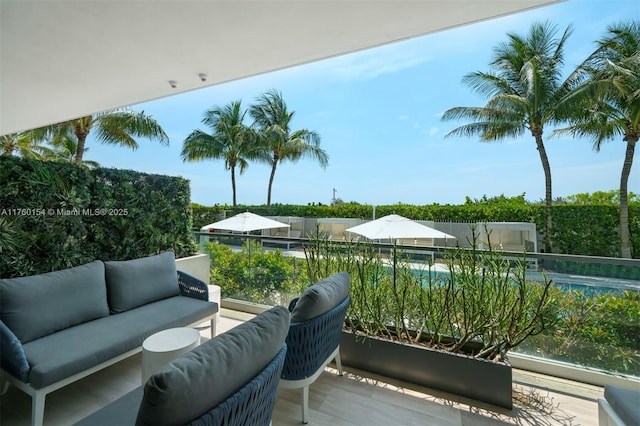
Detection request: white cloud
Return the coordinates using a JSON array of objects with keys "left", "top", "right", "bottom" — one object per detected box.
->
[{"left": 319, "top": 42, "right": 433, "bottom": 83}]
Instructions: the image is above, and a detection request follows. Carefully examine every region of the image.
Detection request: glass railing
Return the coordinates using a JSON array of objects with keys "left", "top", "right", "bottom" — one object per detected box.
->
[
  {"left": 509, "top": 252, "right": 639, "bottom": 379},
  {"left": 195, "top": 231, "right": 639, "bottom": 380}
]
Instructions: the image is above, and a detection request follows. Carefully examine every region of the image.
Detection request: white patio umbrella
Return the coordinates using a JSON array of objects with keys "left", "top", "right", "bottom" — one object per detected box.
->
[
  {"left": 200, "top": 212, "right": 290, "bottom": 233},
  {"left": 201, "top": 212, "right": 290, "bottom": 284},
  {"left": 346, "top": 214, "right": 455, "bottom": 283},
  {"left": 345, "top": 214, "right": 455, "bottom": 241}
]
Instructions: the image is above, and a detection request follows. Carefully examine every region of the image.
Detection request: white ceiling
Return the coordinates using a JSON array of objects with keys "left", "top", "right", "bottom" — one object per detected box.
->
[{"left": 0, "top": 0, "right": 563, "bottom": 135}]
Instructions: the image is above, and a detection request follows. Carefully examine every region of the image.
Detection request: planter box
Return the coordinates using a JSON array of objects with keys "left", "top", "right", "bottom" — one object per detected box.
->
[{"left": 340, "top": 331, "right": 513, "bottom": 409}]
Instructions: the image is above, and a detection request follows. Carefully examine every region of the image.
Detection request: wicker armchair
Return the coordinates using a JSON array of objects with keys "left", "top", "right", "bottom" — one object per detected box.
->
[
  {"left": 280, "top": 272, "right": 351, "bottom": 424},
  {"left": 191, "top": 345, "right": 287, "bottom": 426}
]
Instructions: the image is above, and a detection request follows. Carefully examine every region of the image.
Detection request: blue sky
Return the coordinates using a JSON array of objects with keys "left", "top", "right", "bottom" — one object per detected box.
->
[{"left": 87, "top": 0, "right": 640, "bottom": 207}]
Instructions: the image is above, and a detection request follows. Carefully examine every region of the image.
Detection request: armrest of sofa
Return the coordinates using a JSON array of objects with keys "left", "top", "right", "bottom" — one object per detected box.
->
[
  {"left": 288, "top": 297, "right": 300, "bottom": 313},
  {"left": 177, "top": 270, "right": 209, "bottom": 301},
  {"left": 0, "top": 320, "right": 30, "bottom": 383}
]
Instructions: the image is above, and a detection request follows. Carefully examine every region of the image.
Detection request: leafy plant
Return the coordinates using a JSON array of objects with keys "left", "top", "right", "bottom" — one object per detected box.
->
[
  {"left": 189, "top": 200, "right": 639, "bottom": 258},
  {"left": 0, "top": 156, "right": 196, "bottom": 277},
  {"left": 304, "top": 228, "right": 559, "bottom": 361},
  {"left": 207, "top": 240, "right": 305, "bottom": 305}
]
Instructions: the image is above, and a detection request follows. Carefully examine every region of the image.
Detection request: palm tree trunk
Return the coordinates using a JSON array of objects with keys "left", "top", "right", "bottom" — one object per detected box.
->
[
  {"left": 231, "top": 165, "right": 237, "bottom": 208},
  {"left": 74, "top": 133, "right": 88, "bottom": 164},
  {"left": 266, "top": 159, "right": 278, "bottom": 207},
  {"left": 534, "top": 130, "right": 553, "bottom": 253},
  {"left": 619, "top": 136, "right": 636, "bottom": 258},
  {"left": 73, "top": 117, "right": 92, "bottom": 164}
]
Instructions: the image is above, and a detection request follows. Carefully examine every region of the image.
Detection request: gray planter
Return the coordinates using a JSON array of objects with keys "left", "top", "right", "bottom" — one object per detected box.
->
[{"left": 340, "top": 331, "right": 513, "bottom": 409}]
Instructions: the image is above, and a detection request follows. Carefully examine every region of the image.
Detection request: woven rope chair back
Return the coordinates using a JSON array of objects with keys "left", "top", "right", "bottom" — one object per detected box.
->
[
  {"left": 282, "top": 296, "right": 350, "bottom": 380},
  {"left": 190, "top": 344, "right": 287, "bottom": 426}
]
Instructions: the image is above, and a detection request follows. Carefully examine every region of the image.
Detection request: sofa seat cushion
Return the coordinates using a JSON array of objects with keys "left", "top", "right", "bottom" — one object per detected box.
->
[
  {"left": 23, "top": 296, "right": 217, "bottom": 389},
  {"left": 136, "top": 306, "right": 290, "bottom": 425},
  {"left": 290, "top": 272, "right": 350, "bottom": 323},
  {"left": 74, "top": 387, "right": 144, "bottom": 426},
  {"left": 604, "top": 385, "right": 640, "bottom": 426},
  {"left": 0, "top": 261, "right": 109, "bottom": 343},
  {"left": 105, "top": 252, "right": 180, "bottom": 314}
]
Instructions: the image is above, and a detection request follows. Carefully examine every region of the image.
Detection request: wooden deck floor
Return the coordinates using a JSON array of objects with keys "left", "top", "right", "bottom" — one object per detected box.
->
[{"left": 0, "top": 311, "right": 603, "bottom": 426}]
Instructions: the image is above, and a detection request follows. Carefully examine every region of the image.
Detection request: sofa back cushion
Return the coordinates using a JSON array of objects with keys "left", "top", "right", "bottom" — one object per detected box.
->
[
  {"left": 104, "top": 252, "right": 180, "bottom": 314},
  {"left": 136, "top": 306, "right": 290, "bottom": 425},
  {"left": 290, "top": 272, "right": 351, "bottom": 323},
  {"left": 0, "top": 261, "right": 109, "bottom": 343}
]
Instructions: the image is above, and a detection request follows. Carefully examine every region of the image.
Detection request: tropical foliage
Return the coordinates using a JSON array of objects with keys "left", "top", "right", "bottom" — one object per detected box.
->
[
  {"left": 249, "top": 89, "right": 328, "bottom": 207},
  {"left": 181, "top": 90, "right": 328, "bottom": 207},
  {"left": 303, "top": 228, "right": 558, "bottom": 361},
  {"left": 442, "top": 22, "right": 586, "bottom": 254},
  {"left": 192, "top": 197, "right": 640, "bottom": 258},
  {"left": 10, "top": 109, "right": 169, "bottom": 167},
  {"left": 182, "top": 101, "right": 256, "bottom": 207},
  {"left": 519, "top": 290, "right": 640, "bottom": 375},
  {"left": 0, "top": 156, "right": 195, "bottom": 278},
  {"left": 204, "top": 235, "right": 638, "bottom": 374},
  {"left": 555, "top": 21, "right": 640, "bottom": 258},
  {"left": 48, "top": 137, "right": 101, "bottom": 169},
  {"left": 562, "top": 190, "right": 639, "bottom": 205},
  {"left": 206, "top": 240, "right": 305, "bottom": 305},
  {"left": 1, "top": 131, "right": 54, "bottom": 159}
]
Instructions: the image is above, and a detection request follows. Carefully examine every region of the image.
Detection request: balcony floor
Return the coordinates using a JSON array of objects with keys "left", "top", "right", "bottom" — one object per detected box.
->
[{"left": 0, "top": 310, "right": 603, "bottom": 426}]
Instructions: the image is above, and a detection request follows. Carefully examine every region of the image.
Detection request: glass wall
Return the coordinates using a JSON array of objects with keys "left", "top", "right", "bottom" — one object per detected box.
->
[
  {"left": 196, "top": 231, "right": 639, "bottom": 380},
  {"left": 513, "top": 253, "right": 639, "bottom": 378}
]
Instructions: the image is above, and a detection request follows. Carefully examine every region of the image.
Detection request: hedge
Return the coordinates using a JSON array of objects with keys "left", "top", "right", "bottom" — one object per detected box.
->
[
  {"left": 0, "top": 156, "right": 196, "bottom": 278},
  {"left": 194, "top": 203, "right": 638, "bottom": 258}
]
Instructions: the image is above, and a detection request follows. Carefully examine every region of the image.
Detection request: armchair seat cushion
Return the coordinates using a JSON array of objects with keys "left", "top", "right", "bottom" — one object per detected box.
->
[
  {"left": 136, "top": 306, "right": 290, "bottom": 425},
  {"left": 290, "top": 272, "right": 350, "bottom": 323}
]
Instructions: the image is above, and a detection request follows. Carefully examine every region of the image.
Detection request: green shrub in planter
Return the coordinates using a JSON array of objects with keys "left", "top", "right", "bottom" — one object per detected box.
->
[{"left": 304, "top": 228, "right": 559, "bottom": 361}]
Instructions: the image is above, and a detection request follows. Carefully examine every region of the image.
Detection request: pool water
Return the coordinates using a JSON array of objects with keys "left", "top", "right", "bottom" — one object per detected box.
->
[{"left": 389, "top": 264, "right": 639, "bottom": 296}]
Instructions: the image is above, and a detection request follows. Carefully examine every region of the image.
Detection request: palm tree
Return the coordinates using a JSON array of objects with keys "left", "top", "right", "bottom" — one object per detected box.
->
[
  {"left": 48, "top": 136, "right": 101, "bottom": 169},
  {"left": 34, "top": 109, "right": 169, "bottom": 164},
  {"left": 441, "top": 22, "right": 584, "bottom": 253},
  {"left": 181, "top": 100, "right": 255, "bottom": 208},
  {"left": 1, "top": 130, "right": 55, "bottom": 159},
  {"left": 555, "top": 21, "right": 639, "bottom": 258},
  {"left": 249, "top": 89, "right": 328, "bottom": 207}
]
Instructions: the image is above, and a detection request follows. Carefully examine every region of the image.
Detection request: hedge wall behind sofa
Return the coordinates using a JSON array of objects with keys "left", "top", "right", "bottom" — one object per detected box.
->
[{"left": 0, "top": 156, "right": 197, "bottom": 278}]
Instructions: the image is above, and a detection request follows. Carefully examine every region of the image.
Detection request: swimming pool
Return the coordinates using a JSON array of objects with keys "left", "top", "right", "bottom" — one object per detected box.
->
[{"left": 389, "top": 262, "right": 639, "bottom": 296}]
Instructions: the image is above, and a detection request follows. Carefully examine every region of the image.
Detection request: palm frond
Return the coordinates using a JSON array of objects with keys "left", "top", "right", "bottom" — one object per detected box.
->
[{"left": 95, "top": 110, "right": 169, "bottom": 148}]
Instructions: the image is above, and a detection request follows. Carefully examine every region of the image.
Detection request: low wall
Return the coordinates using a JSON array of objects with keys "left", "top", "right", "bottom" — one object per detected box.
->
[
  {"left": 176, "top": 253, "right": 220, "bottom": 322},
  {"left": 175, "top": 253, "right": 210, "bottom": 284}
]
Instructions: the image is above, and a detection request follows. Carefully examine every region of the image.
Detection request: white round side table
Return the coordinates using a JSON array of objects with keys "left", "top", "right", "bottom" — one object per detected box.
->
[{"left": 142, "top": 327, "right": 201, "bottom": 384}]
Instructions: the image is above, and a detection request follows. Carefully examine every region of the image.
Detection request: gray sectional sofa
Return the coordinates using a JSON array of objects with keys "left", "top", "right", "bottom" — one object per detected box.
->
[{"left": 0, "top": 251, "right": 219, "bottom": 426}]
